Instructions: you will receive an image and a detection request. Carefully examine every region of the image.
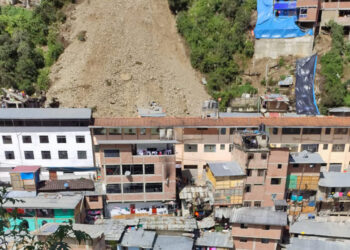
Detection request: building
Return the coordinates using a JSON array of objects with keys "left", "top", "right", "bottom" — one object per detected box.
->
[
  {"left": 232, "top": 131, "right": 290, "bottom": 207},
  {"left": 205, "top": 162, "right": 245, "bottom": 207},
  {"left": 32, "top": 223, "right": 106, "bottom": 250},
  {"left": 120, "top": 229, "right": 156, "bottom": 250},
  {"left": 321, "top": 0, "right": 350, "bottom": 27},
  {"left": 0, "top": 108, "right": 95, "bottom": 182},
  {"left": 90, "top": 119, "right": 177, "bottom": 217},
  {"left": 287, "top": 237, "right": 350, "bottom": 250},
  {"left": 230, "top": 207, "right": 287, "bottom": 250},
  {"left": 329, "top": 107, "right": 350, "bottom": 117},
  {"left": 179, "top": 185, "right": 214, "bottom": 217},
  {"left": 296, "top": 0, "right": 321, "bottom": 27},
  {"left": 260, "top": 94, "right": 290, "bottom": 113},
  {"left": 287, "top": 151, "right": 326, "bottom": 215},
  {"left": 195, "top": 231, "right": 234, "bottom": 250}
]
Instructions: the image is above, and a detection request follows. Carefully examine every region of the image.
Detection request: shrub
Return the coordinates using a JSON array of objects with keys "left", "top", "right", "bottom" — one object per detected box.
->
[
  {"left": 77, "top": 30, "right": 87, "bottom": 42},
  {"left": 36, "top": 67, "right": 51, "bottom": 91}
]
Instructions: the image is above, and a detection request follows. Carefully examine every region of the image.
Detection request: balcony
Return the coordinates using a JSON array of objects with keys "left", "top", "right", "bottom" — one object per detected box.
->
[{"left": 132, "top": 144, "right": 175, "bottom": 156}]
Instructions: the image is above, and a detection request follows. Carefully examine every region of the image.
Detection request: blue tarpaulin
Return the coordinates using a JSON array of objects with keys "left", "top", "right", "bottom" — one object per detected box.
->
[
  {"left": 295, "top": 54, "right": 320, "bottom": 115},
  {"left": 20, "top": 173, "right": 34, "bottom": 180},
  {"left": 254, "top": 0, "right": 313, "bottom": 39},
  {"left": 274, "top": 1, "right": 296, "bottom": 10}
]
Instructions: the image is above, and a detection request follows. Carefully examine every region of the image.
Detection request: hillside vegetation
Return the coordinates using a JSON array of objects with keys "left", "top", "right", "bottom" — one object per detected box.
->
[
  {"left": 170, "top": 0, "right": 257, "bottom": 109},
  {"left": 0, "top": 0, "right": 70, "bottom": 95}
]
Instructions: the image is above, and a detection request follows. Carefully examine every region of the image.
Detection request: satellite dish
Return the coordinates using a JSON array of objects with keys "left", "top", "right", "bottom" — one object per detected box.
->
[{"left": 124, "top": 171, "right": 131, "bottom": 176}]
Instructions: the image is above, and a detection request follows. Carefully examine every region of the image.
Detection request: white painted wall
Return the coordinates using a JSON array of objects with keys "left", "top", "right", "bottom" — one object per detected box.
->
[{"left": 0, "top": 126, "right": 94, "bottom": 169}]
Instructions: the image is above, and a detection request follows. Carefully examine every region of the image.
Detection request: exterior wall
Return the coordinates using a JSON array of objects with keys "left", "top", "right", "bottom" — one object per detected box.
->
[
  {"left": 269, "top": 127, "right": 350, "bottom": 171},
  {"left": 0, "top": 126, "right": 94, "bottom": 168},
  {"left": 37, "top": 235, "right": 106, "bottom": 250},
  {"left": 85, "top": 196, "right": 103, "bottom": 210}
]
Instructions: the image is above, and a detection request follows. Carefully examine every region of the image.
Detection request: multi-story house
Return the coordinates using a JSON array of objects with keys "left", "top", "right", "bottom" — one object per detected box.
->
[
  {"left": 321, "top": 0, "right": 350, "bottom": 27},
  {"left": 296, "top": 0, "right": 321, "bottom": 27},
  {"left": 0, "top": 108, "right": 95, "bottom": 182},
  {"left": 91, "top": 118, "right": 177, "bottom": 217}
]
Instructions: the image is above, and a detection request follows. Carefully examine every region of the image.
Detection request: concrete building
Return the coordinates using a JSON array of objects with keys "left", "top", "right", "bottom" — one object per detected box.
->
[
  {"left": 91, "top": 119, "right": 177, "bottom": 217},
  {"left": 321, "top": 0, "right": 350, "bottom": 27},
  {"left": 0, "top": 108, "right": 95, "bottom": 182}
]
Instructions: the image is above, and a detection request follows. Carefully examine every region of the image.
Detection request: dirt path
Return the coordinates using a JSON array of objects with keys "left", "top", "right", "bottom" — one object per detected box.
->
[{"left": 46, "top": 0, "right": 209, "bottom": 117}]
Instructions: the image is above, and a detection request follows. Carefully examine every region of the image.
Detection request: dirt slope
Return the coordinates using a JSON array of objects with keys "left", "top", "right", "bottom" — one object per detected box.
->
[{"left": 46, "top": 0, "right": 209, "bottom": 117}]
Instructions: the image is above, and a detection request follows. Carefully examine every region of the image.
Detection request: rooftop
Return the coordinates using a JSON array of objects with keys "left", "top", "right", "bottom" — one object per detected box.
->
[
  {"left": 94, "top": 219, "right": 127, "bottom": 241},
  {"left": 196, "top": 232, "right": 234, "bottom": 248},
  {"left": 290, "top": 221, "right": 350, "bottom": 239},
  {"left": 10, "top": 166, "right": 40, "bottom": 173},
  {"left": 207, "top": 162, "right": 245, "bottom": 177},
  {"left": 179, "top": 186, "right": 214, "bottom": 205},
  {"left": 318, "top": 172, "right": 350, "bottom": 188},
  {"left": 229, "top": 207, "right": 287, "bottom": 226},
  {"left": 261, "top": 94, "right": 289, "bottom": 102},
  {"left": 154, "top": 235, "right": 194, "bottom": 250},
  {"left": 289, "top": 151, "right": 325, "bottom": 165},
  {"left": 32, "top": 223, "right": 104, "bottom": 239},
  {"left": 139, "top": 216, "right": 197, "bottom": 232},
  {"left": 328, "top": 107, "right": 350, "bottom": 113},
  {"left": 37, "top": 179, "right": 95, "bottom": 192},
  {"left": 120, "top": 229, "right": 156, "bottom": 248},
  {"left": 92, "top": 116, "right": 350, "bottom": 128},
  {"left": 287, "top": 238, "right": 350, "bottom": 250},
  {"left": 0, "top": 108, "right": 91, "bottom": 120},
  {"left": 3, "top": 193, "right": 82, "bottom": 209}
]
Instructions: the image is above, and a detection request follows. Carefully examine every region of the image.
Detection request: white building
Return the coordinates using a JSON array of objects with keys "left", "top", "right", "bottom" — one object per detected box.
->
[{"left": 0, "top": 108, "right": 95, "bottom": 182}]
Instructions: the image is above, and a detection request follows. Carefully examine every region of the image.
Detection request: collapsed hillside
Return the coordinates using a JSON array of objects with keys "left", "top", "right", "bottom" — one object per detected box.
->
[{"left": 46, "top": 0, "right": 209, "bottom": 117}]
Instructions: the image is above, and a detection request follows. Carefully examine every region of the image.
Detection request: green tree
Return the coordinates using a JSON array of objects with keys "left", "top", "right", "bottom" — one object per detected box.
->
[{"left": 0, "top": 186, "right": 91, "bottom": 250}]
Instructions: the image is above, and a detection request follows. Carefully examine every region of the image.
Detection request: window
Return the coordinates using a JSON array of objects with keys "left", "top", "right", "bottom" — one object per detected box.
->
[
  {"left": 229, "top": 144, "right": 234, "bottom": 152},
  {"left": 58, "top": 151, "right": 68, "bottom": 159},
  {"left": 184, "top": 144, "right": 198, "bottom": 152},
  {"left": 243, "top": 201, "right": 251, "bottom": 207},
  {"left": 271, "top": 178, "right": 281, "bottom": 185},
  {"left": 230, "top": 128, "right": 236, "bottom": 134},
  {"left": 272, "top": 128, "right": 278, "bottom": 135},
  {"left": 106, "top": 184, "right": 121, "bottom": 193},
  {"left": 109, "top": 128, "right": 122, "bottom": 135},
  {"left": 301, "top": 144, "right": 318, "bottom": 152},
  {"left": 240, "top": 224, "right": 248, "bottom": 229},
  {"left": 261, "top": 239, "right": 269, "bottom": 244},
  {"left": 104, "top": 149, "right": 120, "bottom": 158},
  {"left": 76, "top": 136, "right": 85, "bottom": 143},
  {"left": 124, "top": 128, "right": 137, "bottom": 135},
  {"left": 24, "top": 151, "right": 34, "bottom": 160},
  {"left": 37, "top": 209, "right": 54, "bottom": 218},
  {"left": 204, "top": 144, "right": 216, "bottom": 152},
  {"left": 123, "top": 183, "right": 144, "bottom": 193},
  {"left": 184, "top": 165, "right": 197, "bottom": 169},
  {"left": 220, "top": 128, "right": 226, "bottom": 135},
  {"left": 261, "top": 153, "right": 267, "bottom": 160},
  {"left": 93, "top": 128, "right": 106, "bottom": 135},
  {"left": 2, "top": 135, "right": 12, "bottom": 144},
  {"left": 151, "top": 128, "right": 160, "bottom": 135},
  {"left": 325, "top": 128, "right": 331, "bottom": 134},
  {"left": 292, "top": 164, "right": 299, "bottom": 168},
  {"left": 246, "top": 169, "right": 252, "bottom": 176},
  {"left": 329, "top": 163, "right": 342, "bottom": 172},
  {"left": 248, "top": 153, "right": 254, "bottom": 160},
  {"left": 254, "top": 201, "right": 261, "bottom": 207},
  {"left": 277, "top": 164, "right": 282, "bottom": 169},
  {"left": 146, "top": 183, "right": 163, "bottom": 192},
  {"left": 323, "top": 144, "right": 328, "bottom": 150},
  {"left": 145, "top": 164, "right": 155, "bottom": 174},
  {"left": 332, "top": 144, "right": 345, "bottom": 152},
  {"left": 77, "top": 151, "right": 87, "bottom": 159},
  {"left": 240, "top": 239, "right": 248, "bottom": 243},
  {"left": 258, "top": 169, "right": 265, "bottom": 176},
  {"left": 220, "top": 144, "right": 225, "bottom": 150},
  {"left": 106, "top": 165, "right": 120, "bottom": 175},
  {"left": 89, "top": 196, "right": 98, "bottom": 202},
  {"left": 196, "top": 128, "right": 208, "bottom": 131},
  {"left": 22, "top": 136, "right": 32, "bottom": 143},
  {"left": 57, "top": 135, "right": 66, "bottom": 143},
  {"left": 334, "top": 128, "right": 348, "bottom": 135},
  {"left": 300, "top": 7, "right": 307, "bottom": 16},
  {"left": 282, "top": 128, "right": 301, "bottom": 135},
  {"left": 41, "top": 151, "right": 51, "bottom": 160},
  {"left": 39, "top": 135, "right": 49, "bottom": 143},
  {"left": 122, "top": 165, "right": 143, "bottom": 175},
  {"left": 264, "top": 225, "right": 270, "bottom": 230},
  {"left": 140, "top": 128, "right": 146, "bottom": 135},
  {"left": 5, "top": 151, "right": 15, "bottom": 160},
  {"left": 302, "top": 128, "right": 321, "bottom": 134},
  {"left": 245, "top": 184, "right": 251, "bottom": 193}
]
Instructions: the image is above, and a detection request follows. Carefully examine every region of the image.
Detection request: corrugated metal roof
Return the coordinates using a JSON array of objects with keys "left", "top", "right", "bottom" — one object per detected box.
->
[
  {"left": 287, "top": 238, "right": 350, "bottom": 250},
  {"left": 0, "top": 108, "right": 91, "bottom": 120},
  {"left": 92, "top": 116, "right": 350, "bottom": 128},
  {"left": 96, "top": 139, "right": 178, "bottom": 145},
  {"left": 196, "top": 232, "right": 234, "bottom": 249},
  {"left": 10, "top": 166, "right": 40, "bottom": 173},
  {"left": 289, "top": 151, "right": 325, "bottom": 165},
  {"left": 329, "top": 107, "right": 350, "bottom": 113},
  {"left": 3, "top": 193, "right": 82, "bottom": 209},
  {"left": 318, "top": 172, "right": 350, "bottom": 188},
  {"left": 230, "top": 207, "right": 287, "bottom": 226},
  {"left": 179, "top": 186, "right": 214, "bottom": 205},
  {"left": 208, "top": 162, "right": 245, "bottom": 177},
  {"left": 121, "top": 229, "right": 156, "bottom": 248},
  {"left": 154, "top": 236, "right": 194, "bottom": 250},
  {"left": 139, "top": 216, "right": 197, "bottom": 232},
  {"left": 94, "top": 219, "right": 126, "bottom": 241},
  {"left": 37, "top": 179, "right": 95, "bottom": 192},
  {"left": 290, "top": 221, "right": 350, "bottom": 239}
]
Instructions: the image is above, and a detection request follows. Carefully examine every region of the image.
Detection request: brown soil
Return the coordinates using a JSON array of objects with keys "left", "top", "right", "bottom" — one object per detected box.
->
[{"left": 46, "top": 0, "right": 209, "bottom": 117}]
